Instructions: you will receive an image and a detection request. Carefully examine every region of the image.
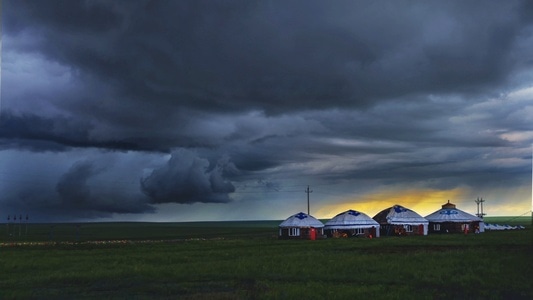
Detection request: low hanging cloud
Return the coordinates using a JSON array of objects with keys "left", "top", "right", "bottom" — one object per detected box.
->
[
  {"left": 141, "top": 149, "right": 236, "bottom": 204},
  {"left": 56, "top": 160, "right": 100, "bottom": 208},
  {"left": 55, "top": 160, "right": 154, "bottom": 217}
]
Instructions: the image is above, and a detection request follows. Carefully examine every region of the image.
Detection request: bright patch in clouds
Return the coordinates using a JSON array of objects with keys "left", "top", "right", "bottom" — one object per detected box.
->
[{"left": 316, "top": 188, "right": 469, "bottom": 219}]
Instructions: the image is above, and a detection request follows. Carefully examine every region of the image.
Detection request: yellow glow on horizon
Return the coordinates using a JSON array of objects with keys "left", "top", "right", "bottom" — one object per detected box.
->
[
  {"left": 482, "top": 185, "right": 532, "bottom": 217},
  {"left": 315, "top": 187, "right": 469, "bottom": 219}
]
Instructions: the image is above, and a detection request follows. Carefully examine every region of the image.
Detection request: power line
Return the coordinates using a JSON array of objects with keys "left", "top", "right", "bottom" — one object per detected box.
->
[
  {"left": 492, "top": 211, "right": 532, "bottom": 224},
  {"left": 230, "top": 190, "right": 302, "bottom": 194}
]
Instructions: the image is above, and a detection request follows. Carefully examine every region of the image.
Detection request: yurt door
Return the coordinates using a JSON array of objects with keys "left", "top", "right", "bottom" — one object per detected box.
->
[{"left": 310, "top": 228, "right": 316, "bottom": 240}]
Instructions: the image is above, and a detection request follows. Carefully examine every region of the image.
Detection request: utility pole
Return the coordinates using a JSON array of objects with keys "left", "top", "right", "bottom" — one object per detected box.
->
[
  {"left": 13, "top": 214, "right": 17, "bottom": 237},
  {"left": 475, "top": 197, "right": 486, "bottom": 219},
  {"left": 305, "top": 185, "right": 313, "bottom": 215},
  {"left": 18, "top": 214, "right": 22, "bottom": 236}
]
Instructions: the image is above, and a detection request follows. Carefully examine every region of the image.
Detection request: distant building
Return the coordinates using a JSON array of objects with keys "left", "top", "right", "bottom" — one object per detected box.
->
[
  {"left": 425, "top": 200, "right": 484, "bottom": 234},
  {"left": 324, "top": 209, "right": 380, "bottom": 238},
  {"left": 278, "top": 212, "right": 324, "bottom": 240},
  {"left": 373, "top": 204, "right": 428, "bottom": 236}
]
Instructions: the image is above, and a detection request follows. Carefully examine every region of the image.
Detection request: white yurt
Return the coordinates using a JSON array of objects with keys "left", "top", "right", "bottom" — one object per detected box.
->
[
  {"left": 425, "top": 200, "right": 484, "bottom": 234},
  {"left": 373, "top": 204, "right": 429, "bottom": 236},
  {"left": 279, "top": 212, "right": 324, "bottom": 240},
  {"left": 324, "top": 209, "right": 380, "bottom": 238}
]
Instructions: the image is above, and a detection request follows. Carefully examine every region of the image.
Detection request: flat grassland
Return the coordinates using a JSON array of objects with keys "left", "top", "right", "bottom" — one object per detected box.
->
[{"left": 1, "top": 217, "right": 531, "bottom": 299}]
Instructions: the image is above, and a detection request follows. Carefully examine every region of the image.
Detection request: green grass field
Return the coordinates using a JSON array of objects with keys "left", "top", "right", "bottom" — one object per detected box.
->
[{"left": 1, "top": 217, "right": 531, "bottom": 299}]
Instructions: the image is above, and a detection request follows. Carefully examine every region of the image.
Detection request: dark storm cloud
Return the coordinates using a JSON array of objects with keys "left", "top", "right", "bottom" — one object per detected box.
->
[
  {"left": 4, "top": 0, "right": 532, "bottom": 117},
  {"left": 3, "top": 0, "right": 122, "bottom": 34},
  {"left": 0, "top": 112, "right": 166, "bottom": 152},
  {"left": 141, "top": 149, "right": 236, "bottom": 204},
  {"left": 0, "top": 149, "right": 238, "bottom": 220},
  {"left": 1, "top": 158, "right": 154, "bottom": 221},
  {"left": 2, "top": 1, "right": 532, "bottom": 220},
  {"left": 56, "top": 160, "right": 152, "bottom": 214}
]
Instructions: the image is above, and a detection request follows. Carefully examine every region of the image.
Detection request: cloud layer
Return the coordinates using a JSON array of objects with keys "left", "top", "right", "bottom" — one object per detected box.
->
[
  {"left": 1, "top": 1, "right": 532, "bottom": 221},
  {"left": 141, "top": 149, "right": 235, "bottom": 204}
]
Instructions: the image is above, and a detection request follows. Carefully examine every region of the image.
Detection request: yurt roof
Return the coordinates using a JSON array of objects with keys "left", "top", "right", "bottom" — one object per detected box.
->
[
  {"left": 373, "top": 204, "right": 428, "bottom": 225},
  {"left": 324, "top": 209, "right": 379, "bottom": 229},
  {"left": 279, "top": 212, "right": 324, "bottom": 228},
  {"left": 425, "top": 206, "right": 482, "bottom": 223}
]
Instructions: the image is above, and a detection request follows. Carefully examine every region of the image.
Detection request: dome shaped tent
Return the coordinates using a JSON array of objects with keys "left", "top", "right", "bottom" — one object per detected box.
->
[
  {"left": 425, "top": 200, "right": 484, "bottom": 234},
  {"left": 279, "top": 212, "right": 324, "bottom": 240},
  {"left": 324, "top": 210, "right": 380, "bottom": 238},
  {"left": 373, "top": 204, "right": 428, "bottom": 236}
]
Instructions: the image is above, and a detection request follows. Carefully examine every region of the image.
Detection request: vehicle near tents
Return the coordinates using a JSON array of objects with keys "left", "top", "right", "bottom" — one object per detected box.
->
[
  {"left": 425, "top": 200, "right": 484, "bottom": 234},
  {"left": 373, "top": 204, "right": 428, "bottom": 236},
  {"left": 278, "top": 212, "right": 324, "bottom": 240},
  {"left": 324, "top": 209, "right": 380, "bottom": 238}
]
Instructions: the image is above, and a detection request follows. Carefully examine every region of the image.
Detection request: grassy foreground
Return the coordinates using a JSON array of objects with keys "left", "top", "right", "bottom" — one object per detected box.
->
[{"left": 0, "top": 218, "right": 531, "bottom": 299}]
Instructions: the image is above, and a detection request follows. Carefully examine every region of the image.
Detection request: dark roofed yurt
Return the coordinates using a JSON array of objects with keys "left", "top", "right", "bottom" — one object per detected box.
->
[
  {"left": 373, "top": 204, "right": 428, "bottom": 236},
  {"left": 425, "top": 200, "right": 484, "bottom": 234},
  {"left": 324, "top": 209, "right": 380, "bottom": 238},
  {"left": 279, "top": 212, "right": 324, "bottom": 240}
]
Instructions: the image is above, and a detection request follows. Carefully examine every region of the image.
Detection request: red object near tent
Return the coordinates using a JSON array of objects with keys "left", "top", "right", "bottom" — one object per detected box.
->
[{"left": 310, "top": 228, "right": 316, "bottom": 240}]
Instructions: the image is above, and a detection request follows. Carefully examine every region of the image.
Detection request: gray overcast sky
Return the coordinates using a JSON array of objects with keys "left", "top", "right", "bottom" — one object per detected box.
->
[{"left": 1, "top": 0, "right": 532, "bottom": 222}]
